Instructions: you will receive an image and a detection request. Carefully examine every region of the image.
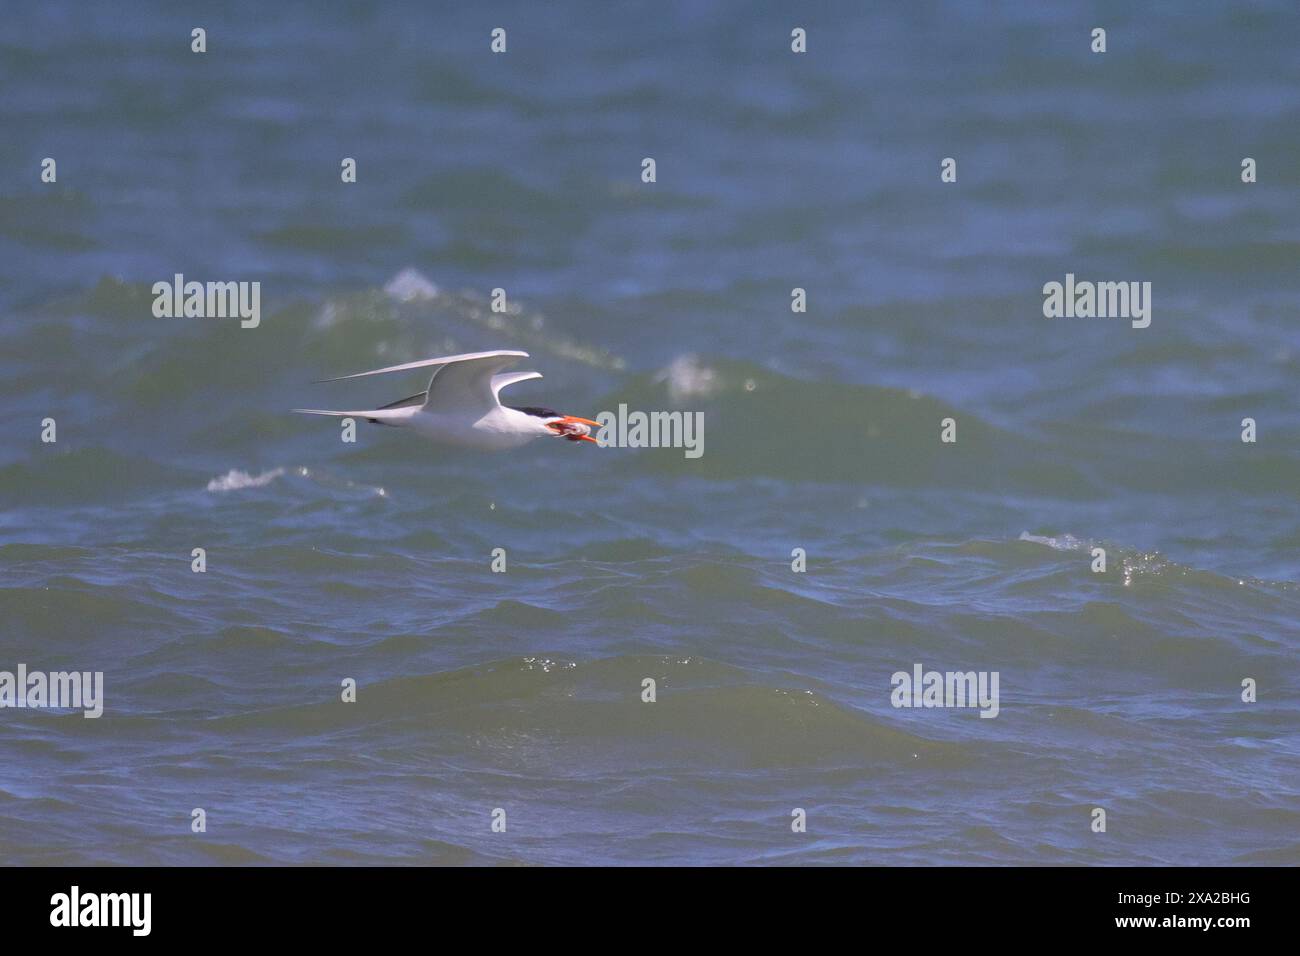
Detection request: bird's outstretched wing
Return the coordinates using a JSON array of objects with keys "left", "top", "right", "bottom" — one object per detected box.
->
[
  {"left": 490, "top": 370, "right": 542, "bottom": 399},
  {"left": 423, "top": 353, "right": 531, "bottom": 413},
  {"left": 316, "top": 350, "right": 530, "bottom": 414}
]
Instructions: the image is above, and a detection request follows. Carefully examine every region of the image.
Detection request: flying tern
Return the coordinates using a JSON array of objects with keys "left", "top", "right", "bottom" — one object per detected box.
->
[{"left": 294, "top": 350, "right": 600, "bottom": 450}]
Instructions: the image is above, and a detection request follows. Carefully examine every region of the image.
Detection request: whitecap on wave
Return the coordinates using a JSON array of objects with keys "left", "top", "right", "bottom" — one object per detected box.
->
[
  {"left": 654, "top": 354, "right": 721, "bottom": 401},
  {"left": 1017, "top": 531, "right": 1084, "bottom": 551},
  {"left": 206, "top": 467, "right": 285, "bottom": 492},
  {"left": 383, "top": 268, "right": 439, "bottom": 303}
]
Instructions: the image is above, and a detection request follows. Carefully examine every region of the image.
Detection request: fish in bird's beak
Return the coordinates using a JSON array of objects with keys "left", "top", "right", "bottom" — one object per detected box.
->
[{"left": 548, "top": 415, "right": 602, "bottom": 443}]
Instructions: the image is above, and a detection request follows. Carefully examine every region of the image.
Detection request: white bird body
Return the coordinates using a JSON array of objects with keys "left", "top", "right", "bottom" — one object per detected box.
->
[
  {"left": 294, "top": 350, "right": 599, "bottom": 450},
  {"left": 409, "top": 406, "right": 554, "bottom": 449}
]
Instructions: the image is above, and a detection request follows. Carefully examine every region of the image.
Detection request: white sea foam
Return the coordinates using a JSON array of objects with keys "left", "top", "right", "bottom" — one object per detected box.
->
[
  {"left": 206, "top": 467, "right": 285, "bottom": 492},
  {"left": 383, "top": 268, "right": 439, "bottom": 302},
  {"left": 654, "top": 354, "right": 720, "bottom": 400},
  {"left": 1018, "top": 531, "right": 1084, "bottom": 551}
]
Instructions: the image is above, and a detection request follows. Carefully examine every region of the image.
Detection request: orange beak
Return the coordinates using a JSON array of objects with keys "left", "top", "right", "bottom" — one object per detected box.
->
[{"left": 547, "top": 415, "right": 602, "bottom": 444}]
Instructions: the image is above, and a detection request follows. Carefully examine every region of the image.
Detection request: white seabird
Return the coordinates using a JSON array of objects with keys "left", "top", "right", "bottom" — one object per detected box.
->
[{"left": 294, "top": 350, "right": 600, "bottom": 450}]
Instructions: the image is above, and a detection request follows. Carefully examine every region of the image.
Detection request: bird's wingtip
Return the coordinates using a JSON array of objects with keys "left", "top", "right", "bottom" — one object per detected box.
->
[{"left": 312, "top": 349, "right": 531, "bottom": 384}]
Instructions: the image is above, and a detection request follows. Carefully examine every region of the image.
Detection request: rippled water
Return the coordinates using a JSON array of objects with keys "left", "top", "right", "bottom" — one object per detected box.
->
[{"left": 2, "top": 2, "right": 1299, "bottom": 865}]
